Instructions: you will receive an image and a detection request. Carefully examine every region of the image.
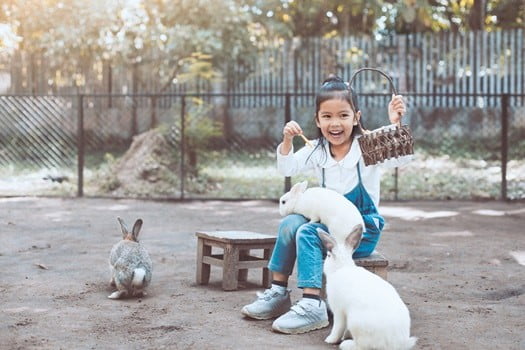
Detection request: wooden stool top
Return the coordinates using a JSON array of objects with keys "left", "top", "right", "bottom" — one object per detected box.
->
[
  {"left": 355, "top": 251, "right": 389, "bottom": 267},
  {"left": 195, "top": 230, "right": 276, "bottom": 244}
]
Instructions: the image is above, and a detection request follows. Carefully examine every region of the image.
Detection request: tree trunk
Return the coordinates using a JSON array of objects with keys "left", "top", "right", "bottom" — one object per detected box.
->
[{"left": 468, "top": 0, "right": 486, "bottom": 31}]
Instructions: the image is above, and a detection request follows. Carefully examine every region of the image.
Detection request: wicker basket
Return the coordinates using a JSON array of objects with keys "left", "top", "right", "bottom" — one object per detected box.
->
[{"left": 349, "top": 68, "right": 414, "bottom": 166}]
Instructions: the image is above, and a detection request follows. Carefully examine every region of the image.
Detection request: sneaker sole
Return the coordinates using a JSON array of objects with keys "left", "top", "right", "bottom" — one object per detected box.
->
[
  {"left": 241, "top": 307, "right": 274, "bottom": 320},
  {"left": 241, "top": 305, "right": 290, "bottom": 320},
  {"left": 271, "top": 319, "right": 329, "bottom": 335}
]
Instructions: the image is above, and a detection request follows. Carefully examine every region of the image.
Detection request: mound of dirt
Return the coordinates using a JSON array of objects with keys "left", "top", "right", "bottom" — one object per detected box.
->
[{"left": 99, "top": 129, "right": 181, "bottom": 197}]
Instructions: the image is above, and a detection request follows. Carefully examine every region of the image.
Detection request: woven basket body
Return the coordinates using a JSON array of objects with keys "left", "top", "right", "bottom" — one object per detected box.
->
[
  {"left": 349, "top": 68, "right": 414, "bottom": 166},
  {"left": 358, "top": 124, "right": 414, "bottom": 166}
]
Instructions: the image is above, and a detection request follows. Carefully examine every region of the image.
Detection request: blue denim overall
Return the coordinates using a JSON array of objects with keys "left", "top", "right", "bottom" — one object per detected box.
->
[{"left": 268, "top": 162, "right": 384, "bottom": 289}]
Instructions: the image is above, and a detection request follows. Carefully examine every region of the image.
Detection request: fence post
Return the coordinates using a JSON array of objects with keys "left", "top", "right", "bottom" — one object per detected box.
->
[
  {"left": 284, "top": 93, "right": 291, "bottom": 193},
  {"left": 131, "top": 64, "right": 138, "bottom": 137},
  {"left": 150, "top": 95, "right": 157, "bottom": 129},
  {"left": 501, "top": 94, "right": 509, "bottom": 201},
  {"left": 77, "top": 94, "right": 84, "bottom": 197},
  {"left": 180, "top": 95, "right": 186, "bottom": 200},
  {"left": 394, "top": 168, "right": 399, "bottom": 201}
]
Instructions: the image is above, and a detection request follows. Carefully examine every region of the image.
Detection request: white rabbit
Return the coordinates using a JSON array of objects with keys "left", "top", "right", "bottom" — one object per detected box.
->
[
  {"left": 317, "top": 227, "right": 417, "bottom": 350},
  {"left": 108, "top": 217, "right": 152, "bottom": 299},
  {"left": 279, "top": 180, "right": 364, "bottom": 244}
]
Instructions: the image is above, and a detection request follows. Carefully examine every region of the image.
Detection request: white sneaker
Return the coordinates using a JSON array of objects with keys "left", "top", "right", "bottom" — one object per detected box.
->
[
  {"left": 272, "top": 298, "right": 329, "bottom": 334},
  {"left": 241, "top": 286, "right": 291, "bottom": 320}
]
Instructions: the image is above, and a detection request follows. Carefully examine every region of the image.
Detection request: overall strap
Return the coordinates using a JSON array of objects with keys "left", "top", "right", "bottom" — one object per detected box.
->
[
  {"left": 357, "top": 161, "right": 363, "bottom": 184},
  {"left": 321, "top": 168, "right": 326, "bottom": 188}
]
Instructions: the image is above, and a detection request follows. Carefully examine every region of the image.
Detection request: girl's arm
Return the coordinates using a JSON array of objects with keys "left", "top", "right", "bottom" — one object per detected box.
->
[
  {"left": 279, "top": 120, "right": 302, "bottom": 155},
  {"left": 380, "top": 94, "right": 413, "bottom": 168},
  {"left": 277, "top": 121, "right": 316, "bottom": 176},
  {"left": 388, "top": 94, "right": 406, "bottom": 124}
]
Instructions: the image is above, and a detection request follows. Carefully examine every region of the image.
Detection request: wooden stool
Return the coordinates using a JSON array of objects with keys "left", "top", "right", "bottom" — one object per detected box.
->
[
  {"left": 195, "top": 230, "right": 276, "bottom": 291},
  {"left": 355, "top": 251, "right": 389, "bottom": 280}
]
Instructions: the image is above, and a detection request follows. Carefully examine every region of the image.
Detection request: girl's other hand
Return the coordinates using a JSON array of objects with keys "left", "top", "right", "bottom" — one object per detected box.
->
[
  {"left": 283, "top": 121, "right": 303, "bottom": 142},
  {"left": 388, "top": 94, "right": 406, "bottom": 124}
]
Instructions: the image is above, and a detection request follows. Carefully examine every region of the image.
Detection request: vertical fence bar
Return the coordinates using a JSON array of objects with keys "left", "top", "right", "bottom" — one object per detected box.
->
[
  {"left": 180, "top": 95, "right": 186, "bottom": 200},
  {"left": 284, "top": 92, "right": 291, "bottom": 193},
  {"left": 394, "top": 168, "right": 399, "bottom": 201},
  {"left": 501, "top": 94, "right": 509, "bottom": 201},
  {"left": 77, "top": 94, "right": 84, "bottom": 197},
  {"left": 150, "top": 95, "right": 157, "bottom": 129},
  {"left": 131, "top": 65, "right": 138, "bottom": 137}
]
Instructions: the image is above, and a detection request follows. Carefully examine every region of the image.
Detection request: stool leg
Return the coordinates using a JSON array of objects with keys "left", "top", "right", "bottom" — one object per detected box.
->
[
  {"left": 238, "top": 250, "right": 249, "bottom": 282},
  {"left": 222, "top": 244, "right": 239, "bottom": 291},
  {"left": 320, "top": 274, "right": 327, "bottom": 300},
  {"left": 196, "top": 239, "right": 211, "bottom": 285},
  {"left": 262, "top": 248, "right": 272, "bottom": 288},
  {"left": 375, "top": 267, "right": 388, "bottom": 280}
]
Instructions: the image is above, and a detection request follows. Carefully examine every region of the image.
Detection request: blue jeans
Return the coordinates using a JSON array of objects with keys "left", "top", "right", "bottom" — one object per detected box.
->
[
  {"left": 268, "top": 214, "right": 328, "bottom": 289},
  {"left": 268, "top": 213, "right": 381, "bottom": 289}
]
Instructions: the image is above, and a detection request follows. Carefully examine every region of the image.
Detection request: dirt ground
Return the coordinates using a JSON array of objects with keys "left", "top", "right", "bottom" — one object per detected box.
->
[{"left": 1, "top": 197, "right": 524, "bottom": 350}]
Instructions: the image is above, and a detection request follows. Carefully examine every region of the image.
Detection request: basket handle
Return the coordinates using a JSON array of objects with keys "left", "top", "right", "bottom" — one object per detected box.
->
[{"left": 348, "top": 67, "right": 402, "bottom": 130}]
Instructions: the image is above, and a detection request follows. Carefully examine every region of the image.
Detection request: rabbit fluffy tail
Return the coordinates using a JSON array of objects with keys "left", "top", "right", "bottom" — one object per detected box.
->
[
  {"left": 405, "top": 336, "right": 418, "bottom": 349},
  {"left": 132, "top": 268, "right": 147, "bottom": 287}
]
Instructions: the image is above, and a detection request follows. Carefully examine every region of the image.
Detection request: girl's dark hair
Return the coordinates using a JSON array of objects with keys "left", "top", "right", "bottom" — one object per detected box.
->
[
  {"left": 308, "top": 75, "right": 363, "bottom": 164},
  {"left": 315, "top": 75, "right": 359, "bottom": 116}
]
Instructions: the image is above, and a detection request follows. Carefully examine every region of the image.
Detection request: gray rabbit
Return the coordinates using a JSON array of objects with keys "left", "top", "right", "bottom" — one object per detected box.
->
[{"left": 108, "top": 217, "right": 152, "bottom": 299}]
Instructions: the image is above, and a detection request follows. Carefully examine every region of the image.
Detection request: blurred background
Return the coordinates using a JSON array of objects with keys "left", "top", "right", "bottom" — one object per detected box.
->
[{"left": 0, "top": 0, "right": 523, "bottom": 200}]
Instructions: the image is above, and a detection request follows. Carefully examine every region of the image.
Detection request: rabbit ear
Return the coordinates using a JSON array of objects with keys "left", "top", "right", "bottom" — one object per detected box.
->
[
  {"left": 298, "top": 180, "right": 308, "bottom": 192},
  {"left": 317, "top": 228, "right": 336, "bottom": 252},
  {"left": 131, "top": 219, "right": 143, "bottom": 240},
  {"left": 117, "top": 217, "right": 129, "bottom": 239},
  {"left": 345, "top": 224, "right": 363, "bottom": 252},
  {"left": 290, "top": 180, "right": 308, "bottom": 195}
]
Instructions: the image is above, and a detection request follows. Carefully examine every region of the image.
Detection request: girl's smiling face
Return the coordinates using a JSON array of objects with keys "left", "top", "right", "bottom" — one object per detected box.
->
[{"left": 315, "top": 98, "right": 360, "bottom": 149}]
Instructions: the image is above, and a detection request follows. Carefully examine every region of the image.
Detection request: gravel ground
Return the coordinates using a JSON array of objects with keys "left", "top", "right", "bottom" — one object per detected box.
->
[{"left": 1, "top": 197, "right": 524, "bottom": 349}]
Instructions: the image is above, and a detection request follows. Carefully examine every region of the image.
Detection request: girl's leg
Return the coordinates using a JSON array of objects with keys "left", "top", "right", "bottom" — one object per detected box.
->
[
  {"left": 241, "top": 214, "right": 307, "bottom": 320},
  {"left": 295, "top": 222, "right": 327, "bottom": 290},
  {"left": 268, "top": 214, "right": 308, "bottom": 279},
  {"left": 353, "top": 213, "right": 384, "bottom": 258},
  {"left": 271, "top": 221, "right": 330, "bottom": 334}
]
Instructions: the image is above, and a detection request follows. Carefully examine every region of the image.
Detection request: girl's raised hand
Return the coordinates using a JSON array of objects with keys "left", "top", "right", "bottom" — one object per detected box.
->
[
  {"left": 388, "top": 94, "right": 406, "bottom": 124},
  {"left": 283, "top": 121, "right": 304, "bottom": 142}
]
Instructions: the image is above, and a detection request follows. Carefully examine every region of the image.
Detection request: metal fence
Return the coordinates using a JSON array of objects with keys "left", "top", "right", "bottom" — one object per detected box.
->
[
  {"left": 0, "top": 92, "right": 524, "bottom": 201},
  {"left": 4, "top": 30, "right": 524, "bottom": 101}
]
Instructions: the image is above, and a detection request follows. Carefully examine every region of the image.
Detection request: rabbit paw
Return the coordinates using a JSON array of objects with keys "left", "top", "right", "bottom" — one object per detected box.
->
[
  {"left": 339, "top": 339, "right": 357, "bottom": 350},
  {"left": 108, "top": 291, "right": 126, "bottom": 299},
  {"left": 325, "top": 333, "right": 341, "bottom": 344}
]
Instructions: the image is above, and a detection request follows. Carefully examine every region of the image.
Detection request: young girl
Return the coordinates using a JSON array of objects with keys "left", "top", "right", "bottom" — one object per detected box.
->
[{"left": 241, "top": 75, "right": 411, "bottom": 334}]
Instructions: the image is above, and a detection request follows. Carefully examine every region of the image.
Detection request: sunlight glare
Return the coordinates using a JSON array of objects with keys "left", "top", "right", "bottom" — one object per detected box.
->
[
  {"left": 472, "top": 209, "right": 505, "bottom": 216},
  {"left": 430, "top": 230, "right": 473, "bottom": 237},
  {"left": 380, "top": 206, "right": 458, "bottom": 220}
]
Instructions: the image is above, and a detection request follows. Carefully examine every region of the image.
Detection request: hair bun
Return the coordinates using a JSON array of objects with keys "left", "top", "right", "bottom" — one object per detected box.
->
[{"left": 322, "top": 74, "right": 345, "bottom": 86}]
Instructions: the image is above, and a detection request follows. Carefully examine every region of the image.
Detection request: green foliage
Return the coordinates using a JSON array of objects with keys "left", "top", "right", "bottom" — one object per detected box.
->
[
  {"left": 1, "top": 0, "right": 262, "bottom": 90},
  {"left": 247, "top": 0, "right": 384, "bottom": 37},
  {"left": 415, "top": 127, "right": 525, "bottom": 161},
  {"left": 163, "top": 99, "right": 223, "bottom": 176},
  {"left": 246, "top": 0, "right": 524, "bottom": 37}
]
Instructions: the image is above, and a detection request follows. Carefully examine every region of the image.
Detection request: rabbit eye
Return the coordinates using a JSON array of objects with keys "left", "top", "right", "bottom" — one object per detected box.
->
[{"left": 281, "top": 200, "right": 286, "bottom": 205}]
